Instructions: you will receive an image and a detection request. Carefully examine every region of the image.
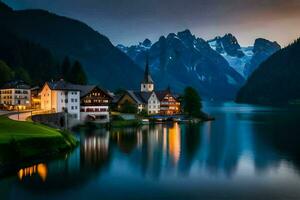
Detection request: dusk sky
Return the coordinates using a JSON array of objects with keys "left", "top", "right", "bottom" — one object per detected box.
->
[{"left": 4, "top": 0, "right": 300, "bottom": 46}]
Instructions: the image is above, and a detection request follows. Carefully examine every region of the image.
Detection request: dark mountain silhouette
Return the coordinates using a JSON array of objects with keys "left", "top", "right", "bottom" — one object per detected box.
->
[
  {"left": 0, "top": 28, "right": 59, "bottom": 85},
  {"left": 236, "top": 38, "right": 300, "bottom": 104},
  {"left": 244, "top": 38, "right": 280, "bottom": 77},
  {"left": 0, "top": 1, "right": 143, "bottom": 89}
]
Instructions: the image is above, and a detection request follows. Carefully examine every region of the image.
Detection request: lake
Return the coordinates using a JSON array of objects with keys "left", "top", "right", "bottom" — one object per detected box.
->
[{"left": 1, "top": 102, "right": 300, "bottom": 200}]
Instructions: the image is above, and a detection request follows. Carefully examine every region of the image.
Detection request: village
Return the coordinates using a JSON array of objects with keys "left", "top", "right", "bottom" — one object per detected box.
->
[{"left": 0, "top": 59, "right": 184, "bottom": 126}]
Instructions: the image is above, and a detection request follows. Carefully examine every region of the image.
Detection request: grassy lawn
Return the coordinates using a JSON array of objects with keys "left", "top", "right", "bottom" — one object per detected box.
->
[
  {"left": 0, "top": 115, "right": 62, "bottom": 144},
  {"left": 0, "top": 115, "right": 77, "bottom": 164}
]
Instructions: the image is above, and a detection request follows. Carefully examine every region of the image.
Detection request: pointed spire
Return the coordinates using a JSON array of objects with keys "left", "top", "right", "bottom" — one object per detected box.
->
[
  {"left": 144, "top": 54, "right": 149, "bottom": 78},
  {"left": 142, "top": 52, "right": 153, "bottom": 84},
  {"left": 166, "top": 85, "right": 171, "bottom": 93}
]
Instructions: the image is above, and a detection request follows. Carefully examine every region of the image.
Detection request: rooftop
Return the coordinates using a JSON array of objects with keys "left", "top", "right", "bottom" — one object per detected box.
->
[{"left": 0, "top": 80, "right": 31, "bottom": 90}]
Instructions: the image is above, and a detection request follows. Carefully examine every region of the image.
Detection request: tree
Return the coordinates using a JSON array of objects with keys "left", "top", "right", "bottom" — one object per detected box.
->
[
  {"left": 69, "top": 60, "right": 88, "bottom": 85},
  {"left": 183, "top": 86, "right": 202, "bottom": 118},
  {"left": 14, "top": 67, "right": 31, "bottom": 84},
  {"left": 61, "top": 56, "right": 71, "bottom": 80},
  {"left": 0, "top": 60, "right": 13, "bottom": 86}
]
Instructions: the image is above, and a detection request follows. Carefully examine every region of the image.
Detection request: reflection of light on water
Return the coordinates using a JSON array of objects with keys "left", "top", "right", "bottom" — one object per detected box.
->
[
  {"left": 18, "top": 163, "right": 48, "bottom": 182},
  {"left": 168, "top": 123, "right": 181, "bottom": 164},
  {"left": 82, "top": 135, "right": 109, "bottom": 165},
  {"left": 163, "top": 127, "right": 167, "bottom": 152}
]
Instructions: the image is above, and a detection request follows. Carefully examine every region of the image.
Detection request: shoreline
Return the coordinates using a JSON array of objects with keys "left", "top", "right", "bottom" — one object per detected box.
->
[{"left": 0, "top": 114, "right": 78, "bottom": 174}]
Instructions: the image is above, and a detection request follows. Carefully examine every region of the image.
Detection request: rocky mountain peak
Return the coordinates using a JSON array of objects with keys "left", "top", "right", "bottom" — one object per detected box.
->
[
  {"left": 243, "top": 38, "right": 281, "bottom": 77},
  {"left": 253, "top": 38, "right": 281, "bottom": 54},
  {"left": 177, "top": 29, "right": 195, "bottom": 45},
  {"left": 141, "top": 38, "right": 152, "bottom": 47}
]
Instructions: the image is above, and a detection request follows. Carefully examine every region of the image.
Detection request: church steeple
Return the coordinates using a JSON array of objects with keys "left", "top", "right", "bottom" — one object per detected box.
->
[
  {"left": 141, "top": 54, "right": 154, "bottom": 92},
  {"left": 142, "top": 54, "right": 154, "bottom": 84}
]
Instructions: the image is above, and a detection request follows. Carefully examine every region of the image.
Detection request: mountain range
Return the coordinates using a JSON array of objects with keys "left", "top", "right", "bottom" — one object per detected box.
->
[{"left": 118, "top": 31, "right": 280, "bottom": 99}]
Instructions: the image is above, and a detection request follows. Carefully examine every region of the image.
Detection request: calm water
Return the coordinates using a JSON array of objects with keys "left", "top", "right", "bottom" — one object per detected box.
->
[{"left": 2, "top": 102, "right": 300, "bottom": 200}]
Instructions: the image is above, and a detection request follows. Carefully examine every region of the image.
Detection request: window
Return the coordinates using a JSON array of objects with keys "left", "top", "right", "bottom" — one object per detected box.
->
[
  {"left": 71, "top": 106, "right": 74, "bottom": 110},
  {"left": 71, "top": 98, "right": 74, "bottom": 103}
]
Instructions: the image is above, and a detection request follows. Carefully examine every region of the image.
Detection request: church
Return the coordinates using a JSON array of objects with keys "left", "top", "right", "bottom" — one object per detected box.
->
[{"left": 117, "top": 58, "right": 181, "bottom": 115}]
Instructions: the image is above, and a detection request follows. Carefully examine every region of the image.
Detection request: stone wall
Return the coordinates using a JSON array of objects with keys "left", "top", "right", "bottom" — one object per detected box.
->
[{"left": 31, "top": 112, "right": 67, "bottom": 129}]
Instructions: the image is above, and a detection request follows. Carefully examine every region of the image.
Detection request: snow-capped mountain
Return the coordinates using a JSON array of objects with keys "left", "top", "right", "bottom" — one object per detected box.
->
[
  {"left": 117, "top": 30, "right": 279, "bottom": 100},
  {"left": 208, "top": 34, "right": 280, "bottom": 77}
]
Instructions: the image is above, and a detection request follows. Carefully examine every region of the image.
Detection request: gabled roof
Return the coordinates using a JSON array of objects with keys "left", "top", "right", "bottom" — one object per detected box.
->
[
  {"left": 125, "top": 90, "right": 154, "bottom": 104},
  {"left": 1, "top": 80, "right": 30, "bottom": 90},
  {"left": 46, "top": 80, "right": 80, "bottom": 91},
  {"left": 74, "top": 85, "right": 97, "bottom": 97},
  {"left": 44, "top": 80, "right": 112, "bottom": 99},
  {"left": 155, "top": 87, "right": 179, "bottom": 101},
  {"left": 79, "top": 85, "right": 112, "bottom": 99}
]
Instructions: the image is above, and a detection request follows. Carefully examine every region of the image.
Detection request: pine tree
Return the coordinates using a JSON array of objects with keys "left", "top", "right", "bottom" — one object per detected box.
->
[
  {"left": 183, "top": 87, "right": 202, "bottom": 118},
  {"left": 69, "top": 60, "right": 87, "bottom": 85},
  {"left": 0, "top": 60, "right": 13, "bottom": 86},
  {"left": 14, "top": 67, "right": 31, "bottom": 84},
  {"left": 61, "top": 56, "right": 71, "bottom": 81}
]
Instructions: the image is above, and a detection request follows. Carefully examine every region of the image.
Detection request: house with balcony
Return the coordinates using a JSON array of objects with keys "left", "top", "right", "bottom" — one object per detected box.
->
[
  {"left": 79, "top": 85, "right": 112, "bottom": 122},
  {"left": 0, "top": 80, "right": 31, "bottom": 110}
]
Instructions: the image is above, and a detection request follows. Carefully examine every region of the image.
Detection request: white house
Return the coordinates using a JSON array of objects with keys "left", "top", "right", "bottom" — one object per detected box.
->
[
  {"left": 0, "top": 80, "right": 31, "bottom": 110},
  {"left": 147, "top": 92, "right": 160, "bottom": 114},
  {"left": 40, "top": 80, "right": 80, "bottom": 120}
]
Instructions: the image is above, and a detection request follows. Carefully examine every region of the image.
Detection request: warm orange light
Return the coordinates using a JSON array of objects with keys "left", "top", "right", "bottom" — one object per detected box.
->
[
  {"left": 37, "top": 164, "right": 48, "bottom": 182},
  {"left": 168, "top": 123, "right": 181, "bottom": 164},
  {"left": 17, "top": 163, "right": 48, "bottom": 182}
]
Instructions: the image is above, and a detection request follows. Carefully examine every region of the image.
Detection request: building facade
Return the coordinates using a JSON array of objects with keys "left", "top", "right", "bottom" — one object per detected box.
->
[
  {"left": 40, "top": 80, "right": 81, "bottom": 120},
  {"left": 80, "top": 86, "right": 112, "bottom": 122},
  {"left": 147, "top": 92, "right": 160, "bottom": 114},
  {"left": 156, "top": 88, "right": 181, "bottom": 115},
  {"left": 0, "top": 81, "right": 31, "bottom": 110}
]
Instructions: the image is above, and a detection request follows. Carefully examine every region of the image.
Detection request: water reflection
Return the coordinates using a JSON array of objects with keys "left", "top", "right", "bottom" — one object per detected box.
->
[
  {"left": 18, "top": 163, "right": 47, "bottom": 182},
  {"left": 2, "top": 102, "right": 300, "bottom": 199}
]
